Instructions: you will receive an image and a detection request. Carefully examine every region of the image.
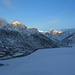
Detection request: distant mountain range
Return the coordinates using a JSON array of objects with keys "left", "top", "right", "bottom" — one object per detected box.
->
[{"left": 40, "top": 28, "right": 75, "bottom": 46}]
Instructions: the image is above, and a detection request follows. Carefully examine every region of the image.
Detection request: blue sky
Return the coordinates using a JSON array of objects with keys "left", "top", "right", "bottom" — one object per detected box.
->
[{"left": 0, "top": 0, "right": 75, "bottom": 31}]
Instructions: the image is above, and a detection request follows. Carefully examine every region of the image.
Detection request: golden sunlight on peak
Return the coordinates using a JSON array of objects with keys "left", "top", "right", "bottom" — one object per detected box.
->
[
  {"left": 52, "top": 30, "right": 62, "bottom": 34},
  {"left": 38, "top": 30, "right": 49, "bottom": 33},
  {"left": 49, "top": 29, "right": 63, "bottom": 34},
  {"left": 11, "top": 21, "right": 24, "bottom": 26},
  {"left": 53, "top": 30, "right": 62, "bottom": 33}
]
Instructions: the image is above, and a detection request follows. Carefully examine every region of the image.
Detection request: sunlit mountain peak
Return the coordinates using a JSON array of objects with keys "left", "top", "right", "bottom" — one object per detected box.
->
[
  {"left": 11, "top": 21, "right": 24, "bottom": 26},
  {"left": 38, "top": 30, "right": 49, "bottom": 33},
  {"left": 49, "top": 29, "right": 63, "bottom": 34},
  {"left": 52, "top": 30, "right": 62, "bottom": 34}
]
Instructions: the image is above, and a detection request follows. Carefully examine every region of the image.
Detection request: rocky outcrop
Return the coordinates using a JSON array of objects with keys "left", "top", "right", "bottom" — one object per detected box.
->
[{"left": 0, "top": 18, "right": 12, "bottom": 30}]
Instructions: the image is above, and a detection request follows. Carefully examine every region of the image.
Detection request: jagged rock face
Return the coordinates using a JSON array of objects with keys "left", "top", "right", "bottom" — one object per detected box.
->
[
  {"left": 0, "top": 28, "right": 57, "bottom": 51},
  {"left": 27, "top": 28, "right": 38, "bottom": 33},
  {"left": 22, "top": 32, "right": 58, "bottom": 49},
  {"left": 23, "top": 28, "right": 39, "bottom": 36},
  {"left": 0, "top": 18, "right": 8, "bottom": 27},
  {"left": 0, "top": 29, "right": 35, "bottom": 59},
  {"left": 31, "top": 33, "right": 58, "bottom": 48},
  {"left": 61, "top": 32, "right": 75, "bottom": 46},
  {"left": 0, "top": 29, "right": 33, "bottom": 50},
  {"left": 0, "top": 18, "right": 12, "bottom": 30}
]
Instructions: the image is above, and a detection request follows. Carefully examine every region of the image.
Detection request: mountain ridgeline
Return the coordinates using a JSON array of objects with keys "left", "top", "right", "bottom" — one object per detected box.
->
[
  {"left": 0, "top": 18, "right": 58, "bottom": 60},
  {"left": 41, "top": 29, "right": 75, "bottom": 46},
  {"left": 0, "top": 18, "right": 75, "bottom": 60}
]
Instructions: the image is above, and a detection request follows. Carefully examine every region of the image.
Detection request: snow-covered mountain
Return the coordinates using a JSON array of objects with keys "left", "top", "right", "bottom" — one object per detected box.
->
[
  {"left": 0, "top": 18, "right": 58, "bottom": 60},
  {"left": 40, "top": 29, "right": 75, "bottom": 46},
  {"left": 11, "top": 21, "right": 27, "bottom": 33},
  {"left": 0, "top": 17, "right": 75, "bottom": 60},
  {"left": 61, "top": 32, "right": 75, "bottom": 46}
]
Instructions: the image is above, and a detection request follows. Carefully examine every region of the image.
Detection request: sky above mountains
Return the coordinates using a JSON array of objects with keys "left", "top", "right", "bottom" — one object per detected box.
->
[{"left": 0, "top": 0, "right": 75, "bottom": 31}]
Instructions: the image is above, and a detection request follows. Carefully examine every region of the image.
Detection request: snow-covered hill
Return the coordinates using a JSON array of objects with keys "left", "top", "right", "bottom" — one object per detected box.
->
[{"left": 0, "top": 47, "right": 75, "bottom": 75}]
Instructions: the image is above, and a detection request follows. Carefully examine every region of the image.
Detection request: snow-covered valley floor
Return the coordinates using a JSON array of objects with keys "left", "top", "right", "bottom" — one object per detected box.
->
[{"left": 0, "top": 47, "right": 75, "bottom": 75}]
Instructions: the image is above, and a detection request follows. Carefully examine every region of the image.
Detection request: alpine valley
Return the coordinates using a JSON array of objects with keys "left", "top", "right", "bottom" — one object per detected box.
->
[{"left": 0, "top": 18, "right": 75, "bottom": 60}]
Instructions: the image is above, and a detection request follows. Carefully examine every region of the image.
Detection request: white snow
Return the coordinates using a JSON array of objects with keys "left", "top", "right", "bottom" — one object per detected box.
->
[{"left": 0, "top": 47, "right": 75, "bottom": 75}]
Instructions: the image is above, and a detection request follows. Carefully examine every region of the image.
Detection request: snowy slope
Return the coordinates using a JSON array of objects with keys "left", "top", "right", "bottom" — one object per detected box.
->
[
  {"left": 61, "top": 32, "right": 75, "bottom": 46},
  {"left": 0, "top": 47, "right": 75, "bottom": 75}
]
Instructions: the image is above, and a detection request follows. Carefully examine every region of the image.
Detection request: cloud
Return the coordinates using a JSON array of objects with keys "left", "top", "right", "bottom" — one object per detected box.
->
[{"left": 2, "top": 0, "right": 14, "bottom": 9}]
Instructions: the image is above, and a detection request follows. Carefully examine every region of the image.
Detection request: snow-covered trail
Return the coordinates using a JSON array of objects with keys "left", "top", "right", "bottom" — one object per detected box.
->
[{"left": 0, "top": 47, "right": 75, "bottom": 75}]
